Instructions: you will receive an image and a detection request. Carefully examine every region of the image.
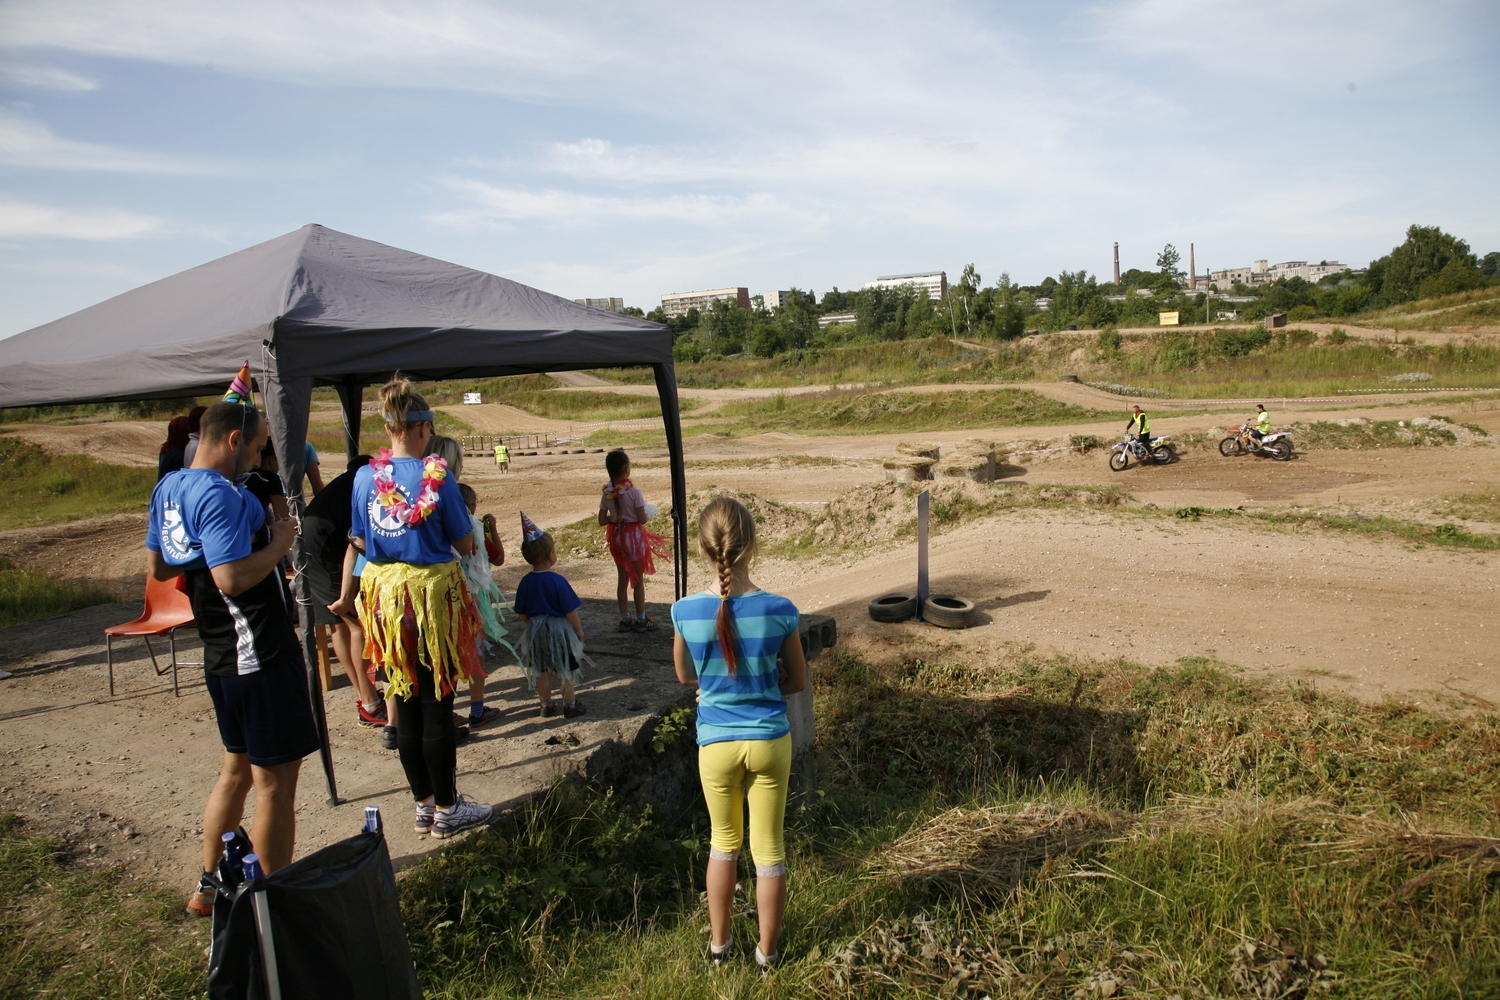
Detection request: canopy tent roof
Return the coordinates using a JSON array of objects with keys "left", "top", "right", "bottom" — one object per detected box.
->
[
  {"left": 0, "top": 225, "right": 687, "bottom": 806},
  {"left": 0, "top": 223, "right": 670, "bottom": 406}
]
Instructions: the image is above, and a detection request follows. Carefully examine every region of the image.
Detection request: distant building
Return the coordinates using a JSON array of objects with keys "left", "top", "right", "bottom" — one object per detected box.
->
[
  {"left": 574, "top": 297, "right": 624, "bottom": 312},
  {"left": 761, "top": 290, "right": 793, "bottom": 310},
  {"left": 1207, "top": 259, "right": 1349, "bottom": 290},
  {"left": 660, "top": 287, "right": 750, "bottom": 318},
  {"left": 1033, "top": 297, "right": 1053, "bottom": 311},
  {"left": 818, "top": 312, "right": 857, "bottom": 328},
  {"left": 863, "top": 271, "right": 948, "bottom": 300}
]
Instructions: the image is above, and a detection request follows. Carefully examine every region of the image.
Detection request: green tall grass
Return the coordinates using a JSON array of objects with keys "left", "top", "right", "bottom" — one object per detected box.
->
[
  {"left": 0, "top": 435, "right": 157, "bottom": 530},
  {"left": 0, "top": 558, "right": 120, "bottom": 627},
  {"left": 715, "top": 388, "right": 1110, "bottom": 434}
]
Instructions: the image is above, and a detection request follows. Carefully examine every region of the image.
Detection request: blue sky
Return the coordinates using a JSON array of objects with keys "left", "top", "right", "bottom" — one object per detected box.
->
[{"left": 1, "top": 0, "right": 1496, "bottom": 336}]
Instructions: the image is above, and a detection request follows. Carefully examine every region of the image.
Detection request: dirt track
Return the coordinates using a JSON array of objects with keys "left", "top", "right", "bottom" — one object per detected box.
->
[{"left": 1, "top": 391, "right": 1497, "bottom": 891}]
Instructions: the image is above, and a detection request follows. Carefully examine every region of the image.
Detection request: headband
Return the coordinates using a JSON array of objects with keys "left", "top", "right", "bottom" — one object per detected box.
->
[{"left": 383, "top": 410, "right": 434, "bottom": 423}]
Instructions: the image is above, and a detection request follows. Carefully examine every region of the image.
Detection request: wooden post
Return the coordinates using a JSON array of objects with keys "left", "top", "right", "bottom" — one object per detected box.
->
[{"left": 314, "top": 625, "right": 334, "bottom": 691}]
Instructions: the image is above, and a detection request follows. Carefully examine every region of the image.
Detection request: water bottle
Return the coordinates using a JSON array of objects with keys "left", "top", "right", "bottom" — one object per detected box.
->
[
  {"left": 364, "top": 805, "right": 383, "bottom": 833},
  {"left": 222, "top": 830, "right": 247, "bottom": 869},
  {"left": 242, "top": 853, "right": 265, "bottom": 883}
]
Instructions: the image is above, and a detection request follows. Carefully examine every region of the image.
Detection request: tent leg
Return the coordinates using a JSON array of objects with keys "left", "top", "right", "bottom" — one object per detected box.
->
[
  {"left": 290, "top": 508, "right": 340, "bottom": 806},
  {"left": 336, "top": 379, "right": 363, "bottom": 467},
  {"left": 653, "top": 362, "right": 689, "bottom": 599}
]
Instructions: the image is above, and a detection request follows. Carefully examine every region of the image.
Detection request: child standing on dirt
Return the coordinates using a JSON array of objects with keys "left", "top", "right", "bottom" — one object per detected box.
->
[
  {"left": 672, "top": 496, "right": 807, "bottom": 971},
  {"left": 598, "top": 448, "right": 670, "bottom": 633},
  {"left": 514, "top": 512, "right": 589, "bottom": 718},
  {"left": 456, "top": 482, "right": 516, "bottom": 728}
]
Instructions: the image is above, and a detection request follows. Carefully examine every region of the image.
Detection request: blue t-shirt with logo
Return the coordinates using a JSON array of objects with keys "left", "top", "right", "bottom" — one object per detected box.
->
[
  {"left": 671, "top": 590, "right": 799, "bottom": 746},
  {"left": 350, "top": 457, "right": 472, "bottom": 566},
  {"left": 147, "top": 468, "right": 263, "bottom": 570},
  {"left": 513, "top": 570, "right": 582, "bottom": 620}
]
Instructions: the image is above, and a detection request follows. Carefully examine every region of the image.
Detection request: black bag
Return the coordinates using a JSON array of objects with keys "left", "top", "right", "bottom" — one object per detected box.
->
[{"left": 208, "top": 829, "right": 421, "bottom": 1000}]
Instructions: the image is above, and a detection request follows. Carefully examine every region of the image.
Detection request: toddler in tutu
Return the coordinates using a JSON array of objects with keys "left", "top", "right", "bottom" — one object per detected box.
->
[{"left": 514, "top": 512, "right": 590, "bottom": 718}]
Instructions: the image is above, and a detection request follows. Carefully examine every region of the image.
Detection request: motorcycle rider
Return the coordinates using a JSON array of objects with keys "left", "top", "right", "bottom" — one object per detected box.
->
[
  {"left": 1126, "top": 405, "right": 1153, "bottom": 454},
  {"left": 1249, "top": 404, "right": 1270, "bottom": 442}
]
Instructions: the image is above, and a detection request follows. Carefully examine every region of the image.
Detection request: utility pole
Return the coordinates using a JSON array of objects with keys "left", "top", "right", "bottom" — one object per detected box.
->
[
  {"left": 1113, "top": 242, "right": 1120, "bottom": 285},
  {"left": 1189, "top": 243, "right": 1196, "bottom": 290}
]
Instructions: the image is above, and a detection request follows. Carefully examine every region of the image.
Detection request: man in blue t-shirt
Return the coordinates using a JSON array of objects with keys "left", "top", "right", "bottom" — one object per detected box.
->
[{"left": 146, "top": 402, "right": 318, "bottom": 918}]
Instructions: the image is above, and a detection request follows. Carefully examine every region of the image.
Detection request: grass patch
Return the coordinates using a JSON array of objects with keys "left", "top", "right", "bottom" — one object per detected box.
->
[
  {"left": 715, "top": 388, "right": 1111, "bottom": 435},
  {"left": 386, "top": 651, "right": 1500, "bottom": 998},
  {"left": 1288, "top": 417, "right": 1463, "bottom": 449},
  {"left": 0, "top": 815, "right": 204, "bottom": 999},
  {"left": 0, "top": 435, "right": 157, "bottom": 529},
  {"left": 0, "top": 559, "right": 119, "bottom": 627},
  {"left": 1436, "top": 488, "right": 1500, "bottom": 523},
  {"left": 1173, "top": 506, "right": 1500, "bottom": 552}
]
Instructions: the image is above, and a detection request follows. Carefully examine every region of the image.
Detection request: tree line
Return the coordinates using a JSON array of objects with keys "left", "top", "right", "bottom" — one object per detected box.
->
[{"left": 645, "top": 225, "right": 1497, "bottom": 362}]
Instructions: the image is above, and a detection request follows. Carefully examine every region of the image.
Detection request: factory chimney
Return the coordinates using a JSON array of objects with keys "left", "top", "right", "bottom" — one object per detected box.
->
[
  {"left": 1113, "top": 242, "right": 1120, "bottom": 284},
  {"left": 1189, "top": 243, "right": 1196, "bottom": 290}
]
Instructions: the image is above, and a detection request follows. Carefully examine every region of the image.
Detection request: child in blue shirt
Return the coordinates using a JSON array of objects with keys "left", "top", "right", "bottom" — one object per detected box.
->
[{"left": 513, "top": 512, "right": 589, "bottom": 719}]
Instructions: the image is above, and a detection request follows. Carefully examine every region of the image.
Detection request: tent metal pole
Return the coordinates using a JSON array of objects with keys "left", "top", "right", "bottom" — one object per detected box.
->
[
  {"left": 337, "top": 379, "right": 363, "bottom": 465},
  {"left": 653, "top": 363, "right": 689, "bottom": 599},
  {"left": 292, "top": 519, "right": 341, "bottom": 807}
]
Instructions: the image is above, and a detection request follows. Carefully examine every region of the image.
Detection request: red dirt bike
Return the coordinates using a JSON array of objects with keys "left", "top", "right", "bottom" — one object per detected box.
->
[{"left": 1219, "top": 422, "right": 1293, "bottom": 461}]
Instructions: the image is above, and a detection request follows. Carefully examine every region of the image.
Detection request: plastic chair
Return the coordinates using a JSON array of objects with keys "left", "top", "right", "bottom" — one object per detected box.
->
[{"left": 105, "top": 574, "right": 200, "bottom": 696}]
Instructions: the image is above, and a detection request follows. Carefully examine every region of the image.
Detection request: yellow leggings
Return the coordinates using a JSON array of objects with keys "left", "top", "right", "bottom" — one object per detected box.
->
[{"left": 698, "top": 734, "right": 792, "bottom": 876}]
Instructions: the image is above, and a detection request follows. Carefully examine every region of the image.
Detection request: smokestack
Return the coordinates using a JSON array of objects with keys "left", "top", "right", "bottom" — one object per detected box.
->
[
  {"left": 1113, "top": 242, "right": 1120, "bottom": 284},
  {"left": 1189, "top": 243, "right": 1196, "bottom": 290}
]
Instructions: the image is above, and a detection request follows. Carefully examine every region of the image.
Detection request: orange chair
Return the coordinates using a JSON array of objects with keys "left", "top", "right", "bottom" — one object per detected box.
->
[{"left": 105, "top": 574, "right": 200, "bottom": 696}]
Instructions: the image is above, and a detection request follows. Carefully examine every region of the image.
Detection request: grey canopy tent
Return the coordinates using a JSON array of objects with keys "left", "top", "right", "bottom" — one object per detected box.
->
[{"left": 0, "top": 224, "right": 688, "bottom": 804}]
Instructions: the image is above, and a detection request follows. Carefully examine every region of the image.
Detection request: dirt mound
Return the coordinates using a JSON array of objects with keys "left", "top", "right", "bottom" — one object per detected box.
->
[
  {"left": 5, "top": 421, "right": 164, "bottom": 467},
  {"left": 0, "top": 513, "right": 148, "bottom": 597}
]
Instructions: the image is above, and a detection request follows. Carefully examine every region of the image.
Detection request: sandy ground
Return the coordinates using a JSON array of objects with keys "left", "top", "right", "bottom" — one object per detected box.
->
[{"left": 1, "top": 390, "right": 1497, "bottom": 895}]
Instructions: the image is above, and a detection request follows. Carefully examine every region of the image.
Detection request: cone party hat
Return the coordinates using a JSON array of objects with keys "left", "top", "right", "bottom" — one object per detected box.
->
[
  {"left": 520, "top": 511, "right": 544, "bottom": 542},
  {"left": 222, "top": 363, "right": 254, "bottom": 407}
]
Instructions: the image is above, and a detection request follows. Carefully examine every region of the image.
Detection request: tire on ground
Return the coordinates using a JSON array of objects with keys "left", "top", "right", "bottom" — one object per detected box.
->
[
  {"left": 868, "top": 593, "right": 916, "bottom": 623},
  {"left": 923, "top": 594, "right": 977, "bottom": 629}
]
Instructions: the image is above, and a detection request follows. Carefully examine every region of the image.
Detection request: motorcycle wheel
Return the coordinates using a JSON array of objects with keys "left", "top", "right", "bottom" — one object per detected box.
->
[
  {"left": 1152, "top": 445, "right": 1175, "bottom": 464},
  {"left": 1269, "top": 440, "right": 1292, "bottom": 461},
  {"left": 1108, "top": 451, "right": 1129, "bottom": 472},
  {"left": 1219, "top": 437, "right": 1242, "bottom": 457}
]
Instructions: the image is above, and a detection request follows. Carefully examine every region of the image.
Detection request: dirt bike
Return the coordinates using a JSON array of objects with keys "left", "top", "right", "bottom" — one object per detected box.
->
[
  {"left": 1109, "top": 434, "right": 1175, "bottom": 471},
  {"left": 1219, "top": 422, "right": 1293, "bottom": 461}
]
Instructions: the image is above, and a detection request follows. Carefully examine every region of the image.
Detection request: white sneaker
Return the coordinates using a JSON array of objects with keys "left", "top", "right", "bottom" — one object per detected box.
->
[{"left": 431, "top": 794, "right": 492, "bottom": 839}]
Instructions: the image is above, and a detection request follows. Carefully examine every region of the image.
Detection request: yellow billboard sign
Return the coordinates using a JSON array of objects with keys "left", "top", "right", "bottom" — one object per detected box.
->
[{"left": 1159, "top": 311, "right": 1180, "bottom": 326}]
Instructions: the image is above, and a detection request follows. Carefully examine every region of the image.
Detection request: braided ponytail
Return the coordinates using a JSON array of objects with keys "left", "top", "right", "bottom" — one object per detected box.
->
[{"left": 697, "top": 497, "right": 757, "bottom": 676}]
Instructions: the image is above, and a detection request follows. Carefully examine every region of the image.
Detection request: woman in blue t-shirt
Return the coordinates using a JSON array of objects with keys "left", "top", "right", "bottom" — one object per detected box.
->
[
  {"left": 671, "top": 497, "right": 807, "bottom": 972},
  {"left": 350, "top": 376, "right": 492, "bottom": 840}
]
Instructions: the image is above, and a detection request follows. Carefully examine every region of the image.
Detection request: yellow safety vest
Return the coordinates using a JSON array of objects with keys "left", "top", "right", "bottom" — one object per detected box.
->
[
  {"left": 495, "top": 444, "right": 508, "bottom": 461},
  {"left": 1257, "top": 411, "right": 1270, "bottom": 433},
  {"left": 1132, "top": 412, "right": 1150, "bottom": 435}
]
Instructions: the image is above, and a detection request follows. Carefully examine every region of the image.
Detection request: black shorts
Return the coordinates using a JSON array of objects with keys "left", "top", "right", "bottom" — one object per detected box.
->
[
  {"left": 301, "top": 515, "right": 347, "bottom": 627},
  {"left": 206, "top": 658, "right": 321, "bottom": 767}
]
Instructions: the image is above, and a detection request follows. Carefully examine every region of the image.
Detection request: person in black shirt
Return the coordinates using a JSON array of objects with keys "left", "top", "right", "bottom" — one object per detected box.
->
[
  {"left": 237, "top": 441, "right": 288, "bottom": 520},
  {"left": 147, "top": 402, "right": 318, "bottom": 916},
  {"left": 302, "top": 455, "right": 385, "bottom": 730}
]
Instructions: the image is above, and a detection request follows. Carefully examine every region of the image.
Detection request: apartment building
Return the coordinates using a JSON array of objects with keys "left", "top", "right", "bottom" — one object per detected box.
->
[
  {"left": 863, "top": 271, "right": 948, "bottom": 300},
  {"left": 659, "top": 287, "right": 750, "bottom": 318},
  {"left": 574, "top": 297, "right": 624, "bottom": 312},
  {"left": 761, "top": 290, "right": 793, "bottom": 310}
]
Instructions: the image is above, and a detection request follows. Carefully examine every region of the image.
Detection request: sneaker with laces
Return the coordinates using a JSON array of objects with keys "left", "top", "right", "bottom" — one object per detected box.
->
[
  {"left": 616, "top": 618, "right": 635, "bottom": 632},
  {"left": 468, "top": 705, "right": 503, "bottom": 728},
  {"left": 413, "top": 800, "right": 436, "bottom": 834},
  {"left": 186, "top": 872, "right": 216, "bottom": 917},
  {"left": 380, "top": 725, "right": 398, "bottom": 750},
  {"left": 634, "top": 615, "right": 659, "bottom": 632},
  {"left": 431, "top": 794, "right": 492, "bottom": 839},
  {"left": 754, "top": 946, "right": 780, "bottom": 976},
  {"left": 540, "top": 703, "right": 558, "bottom": 718},
  {"left": 709, "top": 938, "right": 736, "bottom": 967},
  {"left": 357, "top": 701, "right": 388, "bottom": 729},
  {"left": 563, "top": 700, "right": 587, "bottom": 719}
]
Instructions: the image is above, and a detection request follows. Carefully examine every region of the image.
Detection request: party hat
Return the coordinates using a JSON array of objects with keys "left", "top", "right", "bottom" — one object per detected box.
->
[
  {"left": 519, "top": 510, "right": 544, "bottom": 542},
  {"left": 222, "top": 363, "right": 254, "bottom": 407}
]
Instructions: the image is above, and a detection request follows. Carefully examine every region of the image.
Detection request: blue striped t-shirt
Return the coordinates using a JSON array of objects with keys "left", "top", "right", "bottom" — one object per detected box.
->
[{"left": 672, "top": 590, "right": 800, "bottom": 746}]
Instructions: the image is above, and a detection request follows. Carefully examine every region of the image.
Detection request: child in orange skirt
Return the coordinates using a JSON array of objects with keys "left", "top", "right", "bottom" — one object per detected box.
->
[{"left": 598, "top": 448, "right": 670, "bottom": 633}]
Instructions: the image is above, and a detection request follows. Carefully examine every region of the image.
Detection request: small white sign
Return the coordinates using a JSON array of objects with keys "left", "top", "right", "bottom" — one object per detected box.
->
[{"left": 462, "top": 392, "right": 482, "bottom": 405}]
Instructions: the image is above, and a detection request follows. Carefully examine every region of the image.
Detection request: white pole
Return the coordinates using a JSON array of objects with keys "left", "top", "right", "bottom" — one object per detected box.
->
[
  {"left": 251, "top": 889, "right": 283, "bottom": 1000},
  {"left": 916, "top": 490, "right": 929, "bottom": 620}
]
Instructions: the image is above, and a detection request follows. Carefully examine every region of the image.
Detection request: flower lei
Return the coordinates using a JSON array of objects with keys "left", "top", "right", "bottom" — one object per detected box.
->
[
  {"left": 371, "top": 447, "right": 447, "bottom": 527},
  {"left": 603, "top": 478, "right": 633, "bottom": 500}
]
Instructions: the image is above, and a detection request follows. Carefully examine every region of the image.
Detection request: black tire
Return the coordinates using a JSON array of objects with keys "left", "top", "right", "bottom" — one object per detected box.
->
[
  {"left": 1219, "top": 437, "right": 1242, "bottom": 457},
  {"left": 868, "top": 593, "right": 916, "bottom": 623},
  {"left": 1152, "top": 445, "right": 1175, "bottom": 464},
  {"left": 923, "top": 594, "right": 977, "bottom": 629},
  {"left": 1108, "top": 450, "right": 1129, "bottom": 472},
  {"left": 1269, "top": 440, "right": 1292, "bottom": 461}
]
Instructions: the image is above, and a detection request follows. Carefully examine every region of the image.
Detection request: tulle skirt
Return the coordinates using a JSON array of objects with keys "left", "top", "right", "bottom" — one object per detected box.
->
[
  {"left": 518, "top": 615, "right": 591, "bottom": 690},
  {"left": 606, "top": 521, "right": 671, "bottom": 588}
]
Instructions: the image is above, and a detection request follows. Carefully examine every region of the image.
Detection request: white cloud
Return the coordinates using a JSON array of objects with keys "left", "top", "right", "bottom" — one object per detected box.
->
[
  {"left": 0, "top": 198, "right": 162, "bottom": 239},
  {"left": 0, "top": 64, "right": 97, "bottom": 90},
  {"left": 1092, "top": 0, "right": 1496, "bottom": 89},
  {"left": 0, "top": 109, "right": 220, "bottom": 173}
]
